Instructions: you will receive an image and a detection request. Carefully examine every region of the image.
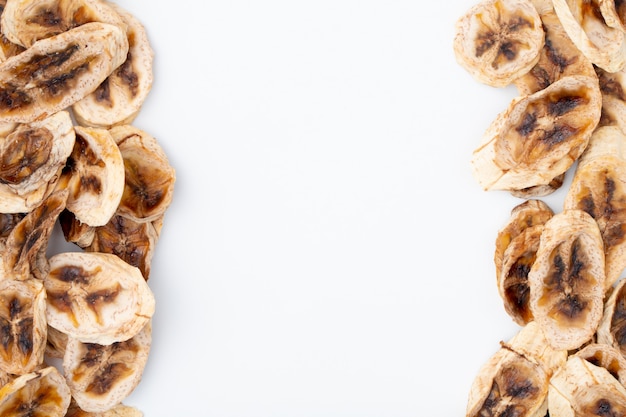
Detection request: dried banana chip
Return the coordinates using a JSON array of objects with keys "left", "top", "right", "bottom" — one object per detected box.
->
[
  {"left": 528, "top": 209, "right": 605, "bottom": 351},
  {"left": 65, "top": 400, "right": 143, "bottom": 416},
  {"left": 471, "top": 75, "right": 602, "bottom": 192},
  {"left": 597, "top": 278, "right": 626, "bottom": 357},
  {"left": 45, "top": 324, "right": 67, "bottom": 359},
  {"left": 553, "top": 0, "right": 626, "bottom": 72},
  {"left": 453, "top": 0, "right": 544, "bottom": 87},
  {"left": 0, "top": 22, "right": 128, "bottom": 124},
  {"left": 64, "top": 322, "right": 151, "bottom": 413},
  {"left": 0, "top": 366, "right": 71, "bottom": 416},
  {"left": 44, "top": 252, "right": 155, "bottom": 345},
  {"left": 0, "top": 0, "right": 23, "bottom": 62},
  {"left": 58, "top": 209, "right": 95, "bottom": 248},
  {"left": 576, "top": 343, "right": 626, "bottom": 386},
  {"left": 564, "top": 125, "right": 626, "bottom": 288},
  {"left": 509, "top": 173, "right": 566, "bottom": 198},
  {"left": 596, "top": 66, "right": 626, "bottom": 136},
  {"left": 599, "top": 0, "right": 626, "bottom": 32}
]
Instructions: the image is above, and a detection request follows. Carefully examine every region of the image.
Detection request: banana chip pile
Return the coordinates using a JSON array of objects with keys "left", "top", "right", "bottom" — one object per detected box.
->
[
  {"left": 0, "top": 0, "right": 176, "bottom": 416},
  {"left": 454, "top": 0, "right": 626, "bottom": 415}
]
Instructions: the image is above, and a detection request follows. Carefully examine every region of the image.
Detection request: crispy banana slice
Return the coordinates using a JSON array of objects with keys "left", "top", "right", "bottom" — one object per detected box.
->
[
  {"left": 549, "top": 355, "right": 626, "bottom": 416},
  {"left": 108, "top": 125, "right": 175, "bottom": 223},
  {"left": 564, "top": 125, "right": 626, "bottom": 288},
  {"left": 514, "top": 3, "right": 596, "bottom": 95},
  {"left": 73, "top": 3, "right": 153, "bottom": 128},
  {"left": 0, "top": 278, "right": 46, "bottom": 375},
  {"left": 58, "top": 209, "right": 95, "bottom": 248},
  {"left": 599, "top": 0, "right": 626, "bottom": 31},
  {"left": 64, "top": 322, "right": 151, "bottom": 413},
  {"left": 509, "top": 173, "right": 565, "bottom": 198},
  {"left": 44, "top": 252, "right": 155, "bottom": 345},
  {"left": 471, "top": 75, "right": 602, "bottom": 192},
  {"left": 553, "top": 0, "right": 626, "bottom": 72},
  {"left": 453, "top": 0, "right": 544, "bottom": 87},
  {"left": 528, "top": 209, "right": 605, "bottom": 351},
  {"left": 87, "top": 214, "right": 158, "bottom": 281},
  {"left": 0, "top": 366, "right": 71, "bottom": 416},
  {"left": 0, "top": 0, "right": 126, "bottom": 48},
  {"left": 66, "top": 400, "right": 143, "bottom": 416},
  {"left": 63, "top": 126, "right": 124, "bottom": 227},
  {"left": 0, "top": 22, "right": 128, "bottom": 124},
  {"left": 0, "top": 0, "right": 23, "bottom": 62},
  {"left": 597, "top": 278, "right": 626, "bottom": 357},
  {"left": 596, "top": 66, "right": 626, "bottom": 134},
  {"left": 576, "top": 343, "right": 626, "bottom": 386}
]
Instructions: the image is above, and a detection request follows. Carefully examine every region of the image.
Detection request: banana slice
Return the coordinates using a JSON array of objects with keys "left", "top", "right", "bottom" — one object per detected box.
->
[
  {"left": 0, "top": 278, "right": 46, "bottom": 375},
  {"left": 45, "top": 324, "right": 67, "bottom": 359},
  {"left": 528, "top": 209, "right": 605, "bottom": 351},
  {"left": 599, "top": 0, "right": 626, "bottom": 31},
  {"left": 552, "top": 0, "right": 626, "bottom": 72},
  {"left": 596, "top": 66, "right": 626, "bottom": 135},
  {"left": 0, "top": 22, "right": 128, "bottom": 124},
  {"left": 0, "top": 0, "right": 23, "bottom": 62},
  {"left": 63, "top": 126, "right": 124, "bottom": 227},
  {"left": 66, "top": 400, "right": 143, "bottom": 416},
  {"left": 58, "top": 209, "right": 95, "bottom": 248},
  {"left": 0, "top": 366, "right": 71, "bottom": 416},
  {"left": 108, "top": 125, "right": 175, "bottom": 223},
  {"left": 471, "top": 75, "right": 602, "bottom": 192},
  {"left": 87, "top": 214, "right": 158, "bottom": 281},
  {"left": 514, "top": 2, "right": 596, "bottom": 95},
  {"left": 64, "top": 322, "right": 151, "bottom": 413},
  {"left": 509, "top": 173, "right": 565, "bottom": 198},
  {"left": 576, "top": 343, "right": 626, "bottom": 386},
  {"left": 73, "top": 3, "right": 153, "bottom": 128},
  {"left": 549, "top": 355, "right": 626, "bottom": 416},
  {"left": 453, "top": 0, "right": 544, "bottom": 87},
  {"left": 597, "top": 278, "right": 626, "bottom": 357},
  {"left": 564, "top": 125, "right": 626, "bottom": 288},
  {"left": 44, "top": 252, "right": 155, "bottom": 345},
  {"left": 0, "top": 0, "right": 126, "bottom": 48}
]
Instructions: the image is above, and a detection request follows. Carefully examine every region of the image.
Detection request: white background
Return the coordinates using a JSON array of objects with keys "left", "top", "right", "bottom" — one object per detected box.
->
[{"left": 110, "top": 0, "right": 573, "bottom": 415}]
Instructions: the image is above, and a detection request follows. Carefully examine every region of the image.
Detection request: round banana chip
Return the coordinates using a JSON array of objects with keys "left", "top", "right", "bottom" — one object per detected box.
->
[
  {"left": 528, "top": 209, "right": 606, "bottom": 351},
  {"left": 0, "top": 278, "right": 46, "bottom": 375},
  {"left": 63, "top": 126, "right": 124, "bottom": 227},
  {"left": 0, "top": 366, "right": 71, "bottom": 416},
  {"left": 471, "top": 75, "right": 602, "bottom": 192},
  {"left": 453, "top": 0, "right": 544, "bottom": 87},
  {"left": 0, "top": 22, "right": 128, "bottom": 124},
  {"left": 0, "top": 0, "right": 126, "bottom": 48},
  {"left": 44, "top": 252, "right": 155, "bottom": 345},
  {"left": 553, "top": 0, "right": 626, "bottom": 72},
  {"left": 597, "top": 277, "right": 626, "bottom": 357},
  {"left": 64, "top": 322, "right": 151, "bottom": 413},
  {"left": 564, "top": 125, "right": 626, "bottom": 288},
  {"left": 108, "top": 125, "right": 175, "bottom": 223},
  {"left": 73, "top": 2, "right": 154, "bottom": 129}
]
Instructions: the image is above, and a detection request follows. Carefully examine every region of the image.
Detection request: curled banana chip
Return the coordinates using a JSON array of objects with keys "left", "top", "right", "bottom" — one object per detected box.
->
[
  {"left": 63, "top": 126, "right": 124, "bottom": 227},
  {"left": 109, "top": 125, "right": 175, "bottom": 223},
  {"left": 576, "top": 343, "right": 626, "bottom": 386},
  {"left": 597, "top": 278, "right": 626, "bottom": 357},
  {"left": 564, "top": 125, "right": 626, "bottom": 288},
  {"left": 0, "top": 365, "right": 71, "bottom": 416},
  {"left": 0, "top": 0, "right": 23, "bottom": 62},
  {"left": 528, "top": 209, "right": 605, "bottom": 351},
  {"left": 509, "top": 173, "right": 566, "bottom": 198},
  {"left": 599, "top": 0, "right": 626, "bottom": 32},
  {"left": 0, "top": 22, "right": 128, "bottom": 124},
  {"left": 73, "top": 2, "right": 154, "bottom": 128},
  {"left": 44, "top": 252, "right": 154, "bottom": 345},
  {"left": 552, "top": 0, "right": 626, "bottom": 72},
  {"left": 471, "top": 75, "right": 602, "bottom": 192},
  {"left": 596, "top": 66, "right": 626, "bottom": 134},
  {"left": 453, "top": 0, "right": 544, "bottom": 87},
  {"left": 0, "top": 0, "right": 126, "bottom": 48},
  {"left": 64, "top": 322, "right": 151, "bottom": 413},
  {"left": 59, "top": 209, "right": 95, "bottom": 248}
]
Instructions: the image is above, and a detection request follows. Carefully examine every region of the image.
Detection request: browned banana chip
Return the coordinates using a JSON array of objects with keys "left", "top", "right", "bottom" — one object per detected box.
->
[
  {"left": 65, "top": 400, "right": 143, "bottom": 416},
  {"left": 0, "top": 0, "right": 126, "bottom": 48},
  {"left": 509, "top": 173, "right": 566, "bottom": 198},
  {"left": 576, "top": 343, "right": 626, "bottom": 386},
  {"left": 64, "top": 322, "right": 151, "bottom": 413},
  {"left": 0, "top": 365, "right": 71, "bottom": 416},
  {"left": 44, "top": 252, "right": 155, "bottom": 345},
  {"left": 596, "top": 66, "right": 626, "bottom": 134},
  {"left": 564, "top": 125, "right": 626, "bottom": 288},
  {"left": 528, "top": 209, "right": 605, "bottom": 351},
  {"left": 597, "top": 278, "right": 626, "bottom": 356},
  {"left": 0, "top": 278, "right": 46, "bottom": 375},
  {"left": 58, "top": 209, "right": 95, "bottom": 248},
  {"left": 553, "top": 0, "right": 626, "bottom": 72},
  {"left": 453, "top": 0, "right": 544, "bottom": 87},
  {"left": 471, "top": 75, "right": 602, "bottom": 192},
  {"left": 0, "top": 22, "right": 128, "bottom": 124},
  {"left": 549, "top": 355, "right": 626, "bottom": 416},
  {"left": 108, "top": 125, "right": 175, "bottom": 223},
  {"left": 0, "top": 0, "right": 23, "bottom": 62}
]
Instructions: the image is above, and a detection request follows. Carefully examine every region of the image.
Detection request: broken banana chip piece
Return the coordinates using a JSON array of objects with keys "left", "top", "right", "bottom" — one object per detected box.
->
[
  {"left": 564, "top": 125, "right": 626, "bottom": 288},
  {"left": 528, "top": 209, "right": 606, "bottom": 351},
  {"left": 595, "top": 66, "right": 626, "bottom": 133},
  {"left": 453, "top": 0, "right": 544, "bottom": 87},
  {"left": 553, "top": 0, "right": 626, "bottom": 72},
  {"left": 0, "top": 365, "right": 71, "bottom": 417},
  {"left": 64, "top": 322, "right": 151, "bottom": 413},
  {"left": 471, "top": 75, "right": 602, "bottom": 192},
  {"left": 44, "top": 252, "right": 155, "bottom": 345},
  {"left": 65, "top": 400, "right": 143, "bottom": 417},
  {"left": 599, "top": 0, "right": 626, "bottom": 32},
  {"left": 597, "top": 277, "right": 626, "bottom": 357},
  {"left": 0, "top": 22, "right": 128, "bottom": 124}
]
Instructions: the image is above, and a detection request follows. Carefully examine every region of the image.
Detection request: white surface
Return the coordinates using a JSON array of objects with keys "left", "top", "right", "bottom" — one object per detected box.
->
[{"left": 113, "top": 0, "right": 560, "bottom": 415}]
